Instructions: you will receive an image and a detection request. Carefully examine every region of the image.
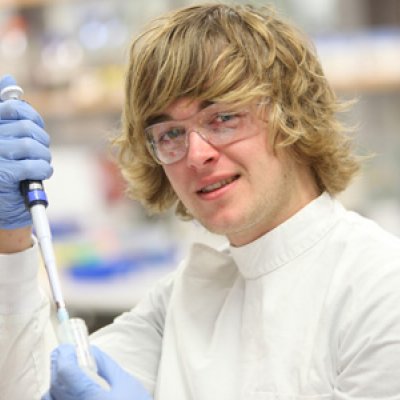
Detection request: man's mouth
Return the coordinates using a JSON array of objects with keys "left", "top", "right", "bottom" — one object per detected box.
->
[{"left": 198, "top": 175, "right": 239, "bottom": 194}]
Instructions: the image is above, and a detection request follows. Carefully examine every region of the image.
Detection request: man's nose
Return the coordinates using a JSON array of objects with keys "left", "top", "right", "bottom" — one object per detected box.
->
[{"left": 185, "top": 130, "right": 220, "bottom": 169}]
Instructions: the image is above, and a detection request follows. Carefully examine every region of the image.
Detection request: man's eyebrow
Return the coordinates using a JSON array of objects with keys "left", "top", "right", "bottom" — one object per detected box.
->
[
  {"left": 146, "top": 113, "right": 170, "bottom": 127},
  {"left": 145, "top": 100, "right": 213, "bottom": 127}
]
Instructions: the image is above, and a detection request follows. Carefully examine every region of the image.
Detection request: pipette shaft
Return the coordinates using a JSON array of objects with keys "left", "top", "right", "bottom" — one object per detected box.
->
[
  {"left": 0, "top": 84, "right": 69, "bottom": 323},
  {"left": 21, "top": 181, "right": 69, "bottom": 322}
]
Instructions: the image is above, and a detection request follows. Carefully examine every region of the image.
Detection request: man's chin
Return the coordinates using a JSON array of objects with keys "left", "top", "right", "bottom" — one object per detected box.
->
[{"left": 196, "top": 213, "right": 240, "bottom": 237}]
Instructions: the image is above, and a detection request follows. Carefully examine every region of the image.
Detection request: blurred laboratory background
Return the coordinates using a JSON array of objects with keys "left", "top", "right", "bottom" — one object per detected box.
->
[{"left": 1, "top": 0, "right": 400, "bottom": 330}]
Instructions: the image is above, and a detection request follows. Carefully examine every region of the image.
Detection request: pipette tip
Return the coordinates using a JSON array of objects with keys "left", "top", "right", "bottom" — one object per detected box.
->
[{"left": 57, "top": 307, "right": 70, "bottom": 323}]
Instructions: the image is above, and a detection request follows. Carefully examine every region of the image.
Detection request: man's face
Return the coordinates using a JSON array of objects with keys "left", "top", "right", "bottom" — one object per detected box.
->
[{"left": 160, "top": 97, "right": 320, "bottom": 246}]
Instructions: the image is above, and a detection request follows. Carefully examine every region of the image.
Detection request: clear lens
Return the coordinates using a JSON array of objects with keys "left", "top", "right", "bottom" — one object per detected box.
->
[{"left": 145, "top": 103, "right": 257, "bottom": 164}]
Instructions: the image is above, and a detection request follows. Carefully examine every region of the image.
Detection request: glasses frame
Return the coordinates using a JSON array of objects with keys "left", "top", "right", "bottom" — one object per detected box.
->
[{"left": 144, "top": 101, "right": 267, "bottom": 165}]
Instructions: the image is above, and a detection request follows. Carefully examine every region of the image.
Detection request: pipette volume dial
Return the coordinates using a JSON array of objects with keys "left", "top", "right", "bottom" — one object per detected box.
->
[{"left": 20, "top": 180, "right": 48, "bottom": 208}]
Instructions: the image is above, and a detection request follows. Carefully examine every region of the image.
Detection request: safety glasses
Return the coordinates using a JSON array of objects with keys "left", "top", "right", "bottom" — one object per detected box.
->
[{"left": 144, "top": 102, "right": 263, "bottom": 165}]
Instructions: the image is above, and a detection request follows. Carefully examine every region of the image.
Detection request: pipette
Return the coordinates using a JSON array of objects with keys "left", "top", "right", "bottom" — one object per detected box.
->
[
  {"left": 0, "top": 84, "right": 69, "bottom": 324},
  {"left": 0, "top": 82, "right": 109, "bottom": 387}
]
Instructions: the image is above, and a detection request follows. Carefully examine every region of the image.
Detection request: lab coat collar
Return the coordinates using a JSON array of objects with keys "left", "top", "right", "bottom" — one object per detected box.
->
[{"left": 229, "top": 192, "right": 344, "bottom": 279}]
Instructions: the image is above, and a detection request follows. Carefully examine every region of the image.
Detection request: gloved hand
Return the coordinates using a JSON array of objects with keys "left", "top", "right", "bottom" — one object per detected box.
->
[
  {"left": 0, "top": 74, "right": 52, "bottom": 229},
  {"left": 42, "top": 344, "right": 152, "bottom": 400}
]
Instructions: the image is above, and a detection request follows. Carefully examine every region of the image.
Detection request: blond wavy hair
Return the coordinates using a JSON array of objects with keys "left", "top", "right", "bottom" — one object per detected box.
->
[{"left": 114, "top": 2, "right": 360, "bottom": 218}]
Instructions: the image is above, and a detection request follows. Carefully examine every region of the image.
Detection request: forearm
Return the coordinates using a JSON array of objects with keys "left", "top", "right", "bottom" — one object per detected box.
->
[
  {"left": 0, "top": 299, "right": 55, "bottom": 399},
  {"left": 90, "top": 272, "right": 175, "bottom": 395},
  {"left": 0, "top": 227, "right": 33, "bottom": 254},
  {"left": 0, "top": 242, "right": 57, "bottom": 398}
]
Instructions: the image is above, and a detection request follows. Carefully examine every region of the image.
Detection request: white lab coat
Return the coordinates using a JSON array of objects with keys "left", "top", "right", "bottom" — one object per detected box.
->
[{"left": 1, "top": 193, "right": 400, "bottom": 399}]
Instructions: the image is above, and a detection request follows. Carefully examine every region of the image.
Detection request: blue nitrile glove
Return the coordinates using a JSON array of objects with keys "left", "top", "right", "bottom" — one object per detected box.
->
[
  {"left": 0, "top": 74, "right": 52, "bottom": 229},
  {"left": 42, "top": 344, "right": 152, "bottom": 400}
]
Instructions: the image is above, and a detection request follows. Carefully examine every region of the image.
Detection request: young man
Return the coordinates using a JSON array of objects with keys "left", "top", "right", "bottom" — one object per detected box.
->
[{"left": 1, "top": 3, "right": 400, "bottom": 399}]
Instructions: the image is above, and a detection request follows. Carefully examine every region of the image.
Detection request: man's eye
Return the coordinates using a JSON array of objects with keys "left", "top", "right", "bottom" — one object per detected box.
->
[
  {"left": 216, "top": 112, "right": 236, "bottom": 123},
  {"left": 159, "top": 127, "right": 185, "bottom": 142},
  {"left": 211, "top": 111, "right": 242, "bottom": 127}
]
